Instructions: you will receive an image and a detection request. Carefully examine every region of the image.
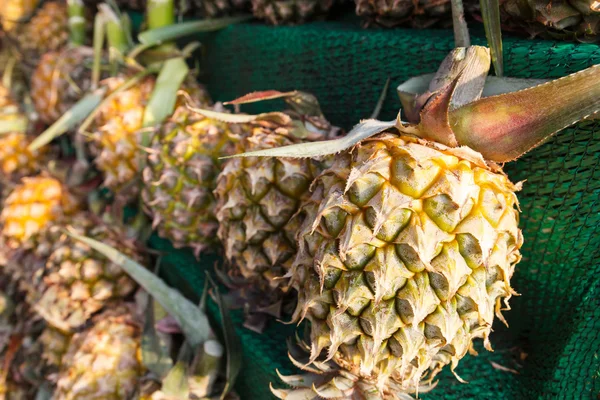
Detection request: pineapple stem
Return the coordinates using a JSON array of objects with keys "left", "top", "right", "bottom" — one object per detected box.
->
[
  {"left": 92, "top": 12, "right": 106, "bottom": 89},
  {"left": 147, "top": 0, "right": 175, "bottom": 31},
  {"left": 450, "top": 0, "right": 470, "bottom": 48},
  {"left": 68, "top": 0, "right": 86, "bottom": 46},
  {"left": 100, "top": 4, "right": 129, "bottom": 55}
]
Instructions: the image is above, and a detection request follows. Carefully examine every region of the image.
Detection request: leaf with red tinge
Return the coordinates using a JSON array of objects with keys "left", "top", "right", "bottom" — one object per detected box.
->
[
  {"left": 449, "top": 64, "right": 600, "bottom": 162},
  {"left": 224, "top": 90, "right": 297, "bottom": 105}
]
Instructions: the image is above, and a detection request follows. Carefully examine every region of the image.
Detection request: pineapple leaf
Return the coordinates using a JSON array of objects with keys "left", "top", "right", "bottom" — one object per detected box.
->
[
  {"left": 398, "top": 73, "right": 547, "bottom": 118},
  {"left": 142, "top": 57, "right": 189, "bottom": 131},
  {"left": 225, "top": 90, "right": 298, "bottom": 105},
  {"left": 208, "top": 276, "right": 242, "bottom": 399},
  {"left": 449, "top": 64, "right": 600, "bottom": 162},
  {"left": 187, "top": 105, "right": 290, "bottom": 124},
  {"left": 66, "top": 230, "right": 212, "bottom": 347},
  {"left": 370, "top": 77, "right": 391, "bottom": 119},
  {"left": 398, "top": 47, "right": 490, "bottom": 124},
  {"left": 29, "top": 89, "right": 106, "bottom": 151},
  {"left": 223, "top": 119, "right": 399, "bottom": 159},
  {"left": 479, "top": 0, "right": 503, "bottom": 76},
  {"left": 138, "top": 16, "right": 252, "bottom": 47},
  {"left": 141, "top": 285, "right": 174, "bottom": 379}
]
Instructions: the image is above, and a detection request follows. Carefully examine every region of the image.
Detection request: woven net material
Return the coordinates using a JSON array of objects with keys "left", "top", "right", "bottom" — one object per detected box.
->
[{"left": 151, "top": 21, "right": 600, "bottom": 400}]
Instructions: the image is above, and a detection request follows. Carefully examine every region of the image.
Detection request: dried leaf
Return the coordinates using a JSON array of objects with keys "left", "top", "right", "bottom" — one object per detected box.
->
[
  {"left": 225, "top": 90, "right": 298, "bottom": 105},
  {"left": 490, "top": 361, "right": 519, "bottom": 374},
  {"left": 224, "top": 119, "right": 398, "bottom": 159}
]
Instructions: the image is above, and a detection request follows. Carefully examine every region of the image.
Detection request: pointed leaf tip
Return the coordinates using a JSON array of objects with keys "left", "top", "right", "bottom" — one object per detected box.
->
[
  {"left": 450, "top": 64, "right": 600, "bottom": 162},
  {"left": 224, "top": 90, "right": 297, "bottom": 105}
]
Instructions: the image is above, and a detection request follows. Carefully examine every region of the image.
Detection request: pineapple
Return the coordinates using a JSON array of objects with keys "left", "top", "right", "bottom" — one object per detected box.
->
[
  {"left": 251, "top": 0, "right": 336, "bottom": 24},
  {"left": 355, "top": 0, "right": 452, "bottom": 28},
  {"left": 38, "top": 325, "right": 72, "bottom": 368},
  {"left": 279, "top": 133, "right": 521, "bottom": 396},
  {"left": 214, "top": 95, "right": 341, "bottom": 330},
  {"left": 251, "top": 49, "right": 600, "bottom": 397},
  {"left": 30, "top": 46, "right": 96, "bottom": 125},
  {"left": 0, "top": 84, "right": 42, "bottom": 181},
  {"left": 12, "top": 1, "right": 69, "bottom": 61},
  {"left": 470, "top": 0, "right": 600, "bottom": 42},
  {"left": 188, "top": 0, "right": 251, "bottom": 17},
  {"left": 89, "top": 75, "right": 211, "bottom": 200},
  {"left": 54, "top": 304, "right": 144, "bottom": 400},
  {"left": 0, "top": 176, "right": 79, "bottom": 250},
  {"left": 0, "top": 0, "right": 39, "bottom": 32},
  {"left": 142, "top": 105, "right": 243, "bottom": 257},
  {"left": 19, "top": 212, "right": 141, "bottom": 331}
]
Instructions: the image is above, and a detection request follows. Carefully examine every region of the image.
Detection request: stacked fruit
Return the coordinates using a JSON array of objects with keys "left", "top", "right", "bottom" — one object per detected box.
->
[{"left": 0, "top": 0, "right": 598, "bottom": 398}]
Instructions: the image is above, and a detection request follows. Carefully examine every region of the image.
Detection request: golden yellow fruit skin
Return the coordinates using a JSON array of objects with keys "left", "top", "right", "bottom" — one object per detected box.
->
[
  {"left": 91, "top": 75, "right": 211, "bottom": 199},
  {"left": 0, "top": 177, "right": 79, "bottom": 249},
  {"left": 55, "top": 306, "right": 143, "bottom": 400},
  {"left": 0, "top": 132, "right": 42, "bottom": 178},
  {"left": 287, "top": 134, "right": 522, "bottom": 395},
  {"left": 0, "top": 0, "right": 39, "bottom": 31}
]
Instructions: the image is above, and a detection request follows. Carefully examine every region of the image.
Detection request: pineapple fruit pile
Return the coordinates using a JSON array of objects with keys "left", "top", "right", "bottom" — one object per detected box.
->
[{"left": 0, "top": 0, "right": 598, "bottom": 398}]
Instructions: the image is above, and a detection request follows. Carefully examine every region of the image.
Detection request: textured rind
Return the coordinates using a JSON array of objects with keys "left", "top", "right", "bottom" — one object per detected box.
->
[
  {"left": 0, "top": 0, "right": 39, "bottom": 31},
  {"left": 14, "top": 2, "right": 68, "bottom": 60},
  {"left": 27, "top": 213, "right": 140, "bottom": 331},
  {"left": 90, "top": 74, "right": 211, "bottom": 199},
  {"left": 0, "top": 176, "right": 79, "bottom": 249},
  {"left": 469, "top": 0, "right": 600, "bottom": 42},
  {"left": 55, "top": 305, "right": 143, "bottom": 400},
  {"left": 142, "top": 106, "right": 243, "bottom": 257},
  {"left": 355, "top": 0, "right": 452, "bottom": 28},
  {"left": 252, "top": 0, "right": 335, "bottom": 24},
  {"left": 0, "top": 132, "right": 42, "bottom": 179},
  {"left": 214, "top": 114, "right": 338, "bottom": 319},
  {"left": 288, "top": 134, "right": 522, "bottom": 394},
  {"left": 31, "top": 47, "right": 96, "bottom": 125}
]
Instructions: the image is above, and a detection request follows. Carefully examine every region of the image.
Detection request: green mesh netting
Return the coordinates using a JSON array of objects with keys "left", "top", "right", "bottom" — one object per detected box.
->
[{"left": 151, "top": 20, "right": 600, "bottom": 400}]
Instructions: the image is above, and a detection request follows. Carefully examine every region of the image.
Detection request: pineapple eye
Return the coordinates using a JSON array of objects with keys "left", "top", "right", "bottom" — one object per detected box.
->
[
  {"left": 347, "top": 173, "right": 385, "bottom": 207},
  {"left": 456, "top": 233, "right": 483, "bottom": 269},
  {"left": 395, "top": 244, "right": 426, "bottom": 273}
]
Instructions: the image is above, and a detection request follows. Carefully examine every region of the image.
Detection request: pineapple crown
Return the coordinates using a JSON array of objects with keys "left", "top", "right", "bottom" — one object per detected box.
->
[{"left": 225, "top": 46, "right": 600, "bottom": 163}]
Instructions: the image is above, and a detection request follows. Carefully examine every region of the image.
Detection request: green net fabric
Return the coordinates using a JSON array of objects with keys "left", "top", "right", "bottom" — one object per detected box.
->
[{"left": 150, "top": 20, "right": 600, "bottom": 400}]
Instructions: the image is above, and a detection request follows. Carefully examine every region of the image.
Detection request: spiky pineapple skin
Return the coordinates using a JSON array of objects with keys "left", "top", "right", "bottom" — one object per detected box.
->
[
  {"left": 0, "top": 0, "right": 39, "bottom": 32},
  {"left": 214, "top": 114, "right": 338, "bottom": 322},
  {"left": 355, "top": 0, "right": 452, "bottom": 28},
  {"left": 55, "top": 305, "right": 143, "bottom": 400},
  {"left": 142, "top": 106, "right": 242, "bottom": 257},
  {"left": 287, "top": 134, "right": 522, "bottom": 394},
  {"left": 22, "top": 212, "right": 140, "bottom": 331},
  {"left": 90, "top": 75, "right": 211, "bottom": 199},
  {"left": 31, "top": 47, "right": 96, "bottom": 124},
  {"left": 251, "top": 0, "right": 335, "bottom": 24},
  {"left": 482, "top": 0, "right": 600, "bottom": 42},
  {"left": 0, "top": 176, "right": 79, "bottom": 250},
  {"left": 14, "top": 1, "right": 69, "bottom": 60}
]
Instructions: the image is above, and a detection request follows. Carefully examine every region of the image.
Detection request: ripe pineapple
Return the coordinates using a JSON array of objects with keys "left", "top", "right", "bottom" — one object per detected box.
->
[
  {"left": 189, "top": 0, "right": 251, "bottom": 17},
  {"left": 54, "top": 305, "right": 144, "bottom": 400},
  {"left": 89, "top": 75, "right": 211, "bottom": 200},
  {"left": 0, "top": 0, "right": 38, "bottom": 32},
  {"left": 142, "top": 105, "right": 244, "bottom": 257},
  {"left": 279, "top": 133, "right": 521, "bottom": 396},
  {"left": 30, "top": 47, "right": 96, "bottom": 124},
  {"left": 0, "top": 176, "right": 79, "bottom": 250},
  {"left": 20, "top": 212, "right": 141, "bottom": 331},
  {"left": 355, "top": 0, "right": 452, "bottom": 28},
  {"left": 0, "top": 85, "right": 42, "bottom": 181},
  {"left": 251, "top": 0, "right": 335, "bottom": 24},
  {"left": 254, "top": 49, "right": 600, "bottom": 397},
  {"left": 13, "top": 1, "right": 69, "bottom": 60},
  {"left": 38, "top": 325, "right": 72, "bottom": 368},
  {"left": 214, "top": 97, "right": 341, "bottom": 329},
  {"left": 470, "top": 0, "right": 600, "bottom": 42}
]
